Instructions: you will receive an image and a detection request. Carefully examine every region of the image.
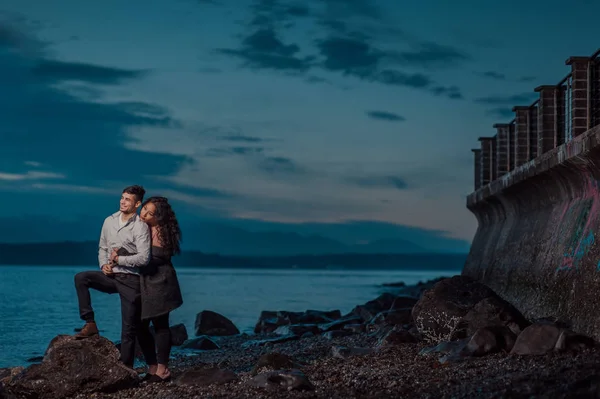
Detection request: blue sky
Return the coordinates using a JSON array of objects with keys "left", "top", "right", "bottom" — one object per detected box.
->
[{"left": 0, "top": 0, "right": 598, "bottom": 251}]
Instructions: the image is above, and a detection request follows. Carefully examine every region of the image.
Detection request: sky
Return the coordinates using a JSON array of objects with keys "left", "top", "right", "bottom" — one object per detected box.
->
[{"left": 0, "top": 0, "right": 598, "bottom": 252}]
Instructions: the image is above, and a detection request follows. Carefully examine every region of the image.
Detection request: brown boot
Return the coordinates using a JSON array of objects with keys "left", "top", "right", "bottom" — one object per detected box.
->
[{"left": 74, "top": 321, "right": 99, "bottom": 339}]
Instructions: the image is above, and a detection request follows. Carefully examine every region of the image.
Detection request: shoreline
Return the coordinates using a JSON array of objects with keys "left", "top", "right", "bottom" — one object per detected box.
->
[{"left": 3, "top": 276, "right": 599, "bottom": 398}]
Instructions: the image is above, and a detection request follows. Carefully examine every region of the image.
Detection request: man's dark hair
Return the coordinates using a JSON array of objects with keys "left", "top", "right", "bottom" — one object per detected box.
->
[{"left": 122, "top": 185, "right": 146, "bottom": 203}]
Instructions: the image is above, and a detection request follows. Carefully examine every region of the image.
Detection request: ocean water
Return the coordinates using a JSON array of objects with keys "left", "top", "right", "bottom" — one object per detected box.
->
[{"left": 0, "top": 265, "right": 459, "bottom": 368}]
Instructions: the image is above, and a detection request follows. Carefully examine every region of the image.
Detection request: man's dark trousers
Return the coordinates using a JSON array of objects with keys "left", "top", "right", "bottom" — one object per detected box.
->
[{"left": 74, "top": 270, "right": 141, "bottom": 368}]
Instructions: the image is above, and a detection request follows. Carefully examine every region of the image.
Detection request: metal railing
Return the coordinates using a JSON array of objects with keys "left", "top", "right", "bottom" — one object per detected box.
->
[{"left": 591, "top": 49, "right": 600, "bottom": 128}]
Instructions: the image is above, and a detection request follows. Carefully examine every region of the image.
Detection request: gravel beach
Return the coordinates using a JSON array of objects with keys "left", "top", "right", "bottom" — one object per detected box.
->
[{"left": 72, "top": 332, "right": 600, "bottom": 399}]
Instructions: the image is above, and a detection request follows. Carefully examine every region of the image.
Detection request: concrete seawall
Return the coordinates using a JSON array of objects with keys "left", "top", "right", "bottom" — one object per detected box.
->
[{"left": 464, "top": 124, "right": 600, "bottom": 339}]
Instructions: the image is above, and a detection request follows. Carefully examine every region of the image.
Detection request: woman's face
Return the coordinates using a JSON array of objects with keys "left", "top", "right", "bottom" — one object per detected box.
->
[{"left": 140, "top": 202, "right": 158, "bottom": 226}]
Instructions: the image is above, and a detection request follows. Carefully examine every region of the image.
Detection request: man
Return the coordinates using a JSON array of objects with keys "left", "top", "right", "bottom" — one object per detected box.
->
[{"left": 73, "top": 185, "right": 151, "bottom": 369}]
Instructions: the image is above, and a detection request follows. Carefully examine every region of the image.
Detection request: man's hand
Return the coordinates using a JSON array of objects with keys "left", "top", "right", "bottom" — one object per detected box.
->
[
  {"left": 101, "top": 263, "right": 113, "bottom": 275},
  {"left": 109, "top": 248, "right": 119, "bottom": 264}
]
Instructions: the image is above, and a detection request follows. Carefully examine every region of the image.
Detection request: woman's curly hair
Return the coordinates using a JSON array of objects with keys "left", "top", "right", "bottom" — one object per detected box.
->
[{"left": 142, "top": 196, "right": 182, "bottom": 256}]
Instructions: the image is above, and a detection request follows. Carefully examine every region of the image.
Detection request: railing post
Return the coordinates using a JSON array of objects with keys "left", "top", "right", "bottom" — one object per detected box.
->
[
  {"left": 478, "top": 136, "right": 496, "bottom": 185},
  {"left": 493, "top": 123, "right": 512, "bottom": 176},
  {"left": 513, "top": 106, "right": 530, "bottom": 166},
  {"left": 472, "top": 149, "right": 482, "bottom": 190},
  {"left": 528, "top": 104, "right": 538, "bottom": 160},
  {"left": 535, "top": 85, "right": 562, "bottom": 152},
  {"left": 566, "top": 56, "right": 591, "bottom": 136}
]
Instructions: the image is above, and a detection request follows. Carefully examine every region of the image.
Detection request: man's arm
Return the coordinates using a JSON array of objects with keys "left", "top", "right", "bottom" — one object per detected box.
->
[
  {"left": 98, "top": 219, "right": 110, "bottom": 268},
  {"left": 116, "top": 223, "right": 151, "bottom": 268}
]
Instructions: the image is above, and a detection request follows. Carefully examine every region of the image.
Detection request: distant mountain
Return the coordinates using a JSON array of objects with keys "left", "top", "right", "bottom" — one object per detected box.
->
[
  {"left": 0, "top": 217, "right": 469, "bottom": 256},
  {"left": 184, "top": 222, "right": 426, "bottom": 256},
  {"left": 0, "top": 241, "right": 468, "bottom": 270}
]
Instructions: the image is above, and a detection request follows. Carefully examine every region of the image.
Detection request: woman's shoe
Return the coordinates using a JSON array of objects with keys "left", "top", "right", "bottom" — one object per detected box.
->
[{"left": 141, "top": 373, "right": 155, "bottom": 382}]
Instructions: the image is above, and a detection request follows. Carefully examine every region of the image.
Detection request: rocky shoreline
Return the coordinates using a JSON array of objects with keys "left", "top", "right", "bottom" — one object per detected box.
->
[{"left": 2, "top": 275, "right": 600, "bottom": 398}]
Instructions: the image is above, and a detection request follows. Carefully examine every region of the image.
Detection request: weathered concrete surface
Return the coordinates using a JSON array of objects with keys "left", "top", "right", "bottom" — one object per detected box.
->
[{"left": 464, "top": 125, "right": 600, "bottom": 340}]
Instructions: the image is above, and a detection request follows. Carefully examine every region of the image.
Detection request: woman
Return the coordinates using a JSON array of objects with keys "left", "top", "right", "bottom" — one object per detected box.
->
[{"left": 116, "top": 196, "right": 183, "bottom": 382}]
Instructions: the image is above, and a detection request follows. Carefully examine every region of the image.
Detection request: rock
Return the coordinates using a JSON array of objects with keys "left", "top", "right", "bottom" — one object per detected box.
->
[
  {"left": 242, "top": 335, "right": 299, "bottom": 348},
  {"left": 176, "top": 367, "right": 238, "bottom": 386},
  {"left": 169, "top": 323, "right": 188, "bottom": 346},
  {"left": 195, "top": 310, "right": 240, "bottom": 336},
  {"left": 331, "top": 345, "right": 375, "bottom": 359},
  {"left": 273, "top": 324, "right": 320, "bottom": 336},
  {"left": 397, "top": 277, "right": 445, "bottom": 298},
  {"left": 412, "top": 275, "right": 497, "bottom": 342},
  {"left": 344, "top": 324, "right": 366, "bottom": 333},
  {"left": 323, "top": 330, "right": 353, "bottom": 339},
  {"left": 0, "top": 368, "right": 23, "bottom": 385},
  {"left": 251, "top": 353, "right": 302, "bottom": 375},
  {"left": 250, "top": 369, "right": 314, "bottom": 391},
  {"left": 5, "top": 335, "right": 139, "bottom": 399},
  {"left": 460, "top": 296, "right": 530, "bottom": 337},
  {"left": 510, "top": 323, "right": 562, "bottom": 355},
  {"left": 462, "top": 326, "right": 515, "bottom": 357},
  {"left": 181, "top": 336, "right": 220, "bottom": 350},
  {"left": 555, "top": 329, "right": 596, "bottom": 351},
  {"left": 390, "top": 296, "right": 419, "bottom": 310},
  {"left": 303, "top": 309, "right": 342, "bottom": 323},
  {"left": 254, "top": 310, "right": 341, "bottom": 334},
  {"left": 367, "top": 308, "right": 413, "bottom": 329},
  {"left": 318, "top": 315, "right": 363, "bottom": 332},
  {"left": 511, "top": 323, "right": 595, "bottom": 355},
  {"left": 351, "top": 293, "right": 398, "bottom": 322},
  {"left": 377, "top": 328, "right": 418, "bottom": 347}
]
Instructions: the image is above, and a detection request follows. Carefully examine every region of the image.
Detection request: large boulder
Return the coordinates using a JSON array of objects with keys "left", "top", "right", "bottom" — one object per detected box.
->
[
  {"left": 411, "top": 276, "right": 497, "bottom": 342},
  {"left": 5, "top": 335, "right": 139, "bottom": 399},
  {"left": 195, "top": 311, "right": 240, "bottom": 336},
  {"left": 510, "top": 322, "right": 596, "bottom": 355},
  {"left": 460, "top": 296, "right": 529, "bottom": 336}
]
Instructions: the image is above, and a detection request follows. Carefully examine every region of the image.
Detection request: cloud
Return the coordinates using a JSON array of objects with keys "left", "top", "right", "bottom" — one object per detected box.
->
[
  {"left": 366, "top": 110, "right": 405, "bottom": 122},
  {"left": 214, "top": 2, "right": 466, "bottom": 100},
  {"left": 316, "top": 36, "right": 464, "bottom": 99},
  {"left": 431, "top": 85, "right": 463, "bottom": 99},
  {"left": 31, "top": 60, "right": 147, "bottom": 85},
  {"left": 485, "top": 107, "right": 515, "bottom": 119},
  {"left": 390, "top": 42, "right": 469, "bottom": 68},
  {"left": 0, "top": 170, "right": 65, "bottom": 181},
  {"left": 347, "top": 175, "right": 409, "bottom": 190},
  {"left": 218, "top": 135, "right": 266, "bottom": 143},
  {"left": 480, "top": 71, "right": 506, "bottom": 80},
  {"left": 215, "top": 28, "right": 312, "bottom": 71},
  {"left": 259, "top": 156, "right": 303, "bottom": 175},
  {"left": 474, "top": 92, "right": 538, "bottom": 106},
  {"left": 0, "top": 21, "right": 189, "bottom": 192},
  {"left": 207, "top": 146, "right": 266, "bottom": 157}
]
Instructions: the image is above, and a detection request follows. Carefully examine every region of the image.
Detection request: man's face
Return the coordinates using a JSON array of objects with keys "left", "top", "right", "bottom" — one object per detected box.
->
[{"left": 119, "top": 193, "right": 140, "bottom": 214}]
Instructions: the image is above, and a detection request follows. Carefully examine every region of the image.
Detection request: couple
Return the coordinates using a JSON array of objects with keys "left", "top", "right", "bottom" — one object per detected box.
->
[{"left": 73, "top": 185, "right": 183, "bottom": 382}]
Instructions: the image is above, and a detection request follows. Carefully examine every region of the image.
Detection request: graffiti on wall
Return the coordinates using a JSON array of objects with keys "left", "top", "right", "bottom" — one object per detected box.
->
[{"left": 557, "top": 198, "right": 595, "bottom": 272}]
